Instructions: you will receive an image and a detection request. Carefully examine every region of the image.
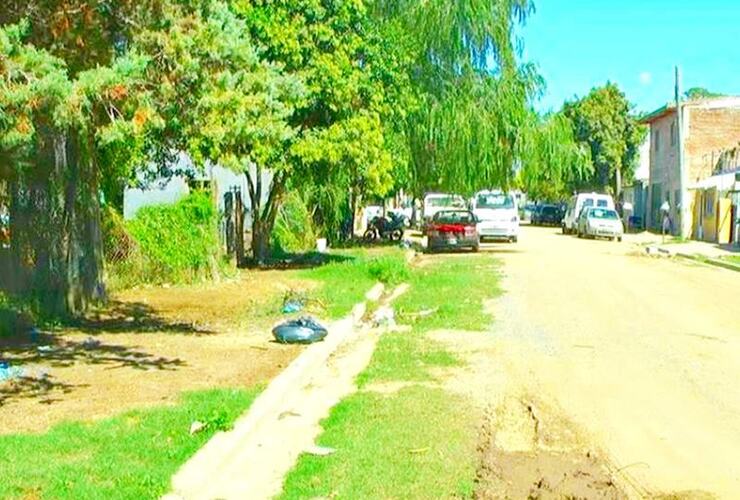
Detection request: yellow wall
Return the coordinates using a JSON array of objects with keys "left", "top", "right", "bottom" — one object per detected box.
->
[{"left": 694, "top": 189, "right": 733, "bottom": 243}]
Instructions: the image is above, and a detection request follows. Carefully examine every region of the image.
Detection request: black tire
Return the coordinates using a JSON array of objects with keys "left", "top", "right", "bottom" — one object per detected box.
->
[
  {"left": 472, "top": 244, "right": 480, "bottom": 253},
  {"left": 511, "top": 236, "right": 518, "bottom": 243},
  {"left": 363, "top": 229, "right": 377, "bottom": 242},
  {"left": 390, "top": 229, "right": 403, "bottom": 241},
  {"left": 617, "top": 236, "right": 623, "bottom": 242}
]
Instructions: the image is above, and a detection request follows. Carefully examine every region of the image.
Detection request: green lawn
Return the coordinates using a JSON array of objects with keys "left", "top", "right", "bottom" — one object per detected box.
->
[
  {"left": 0, "top": 388, "right": 259, "bottom": 499},
  {"left": 299, "top": 248, "right": 410, "bottom": 319},
  {"left": 282, "top": 253, "right": 501, "bottom": 499}
]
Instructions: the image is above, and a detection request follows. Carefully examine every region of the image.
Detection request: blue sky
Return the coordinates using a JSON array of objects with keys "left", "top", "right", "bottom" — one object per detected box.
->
[{"left": 520, "top": 1, "right": 740, "bottom": 114}]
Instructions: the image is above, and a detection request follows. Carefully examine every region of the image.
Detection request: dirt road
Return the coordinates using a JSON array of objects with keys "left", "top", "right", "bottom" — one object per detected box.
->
[{"left": 483, "top": 225, "right": 740, "bottom": 498}]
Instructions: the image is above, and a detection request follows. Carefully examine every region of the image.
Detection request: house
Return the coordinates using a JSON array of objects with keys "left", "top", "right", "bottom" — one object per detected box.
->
[
  {"left": 691, "top": 168, "right": 740, "bottom": 244},
  {"left": 641, "top": 96, "right": 740, "bottom": 235}
]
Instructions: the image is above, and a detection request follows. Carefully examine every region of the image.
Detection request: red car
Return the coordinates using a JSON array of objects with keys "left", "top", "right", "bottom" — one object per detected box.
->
[{"left": 427, "top": 210, "right": 479, "bottom": 252}]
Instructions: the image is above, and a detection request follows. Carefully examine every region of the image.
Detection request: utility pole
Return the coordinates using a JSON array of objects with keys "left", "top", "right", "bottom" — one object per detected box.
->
[{"left": 675, "top": 66, "right": 690, "bottom": 238}]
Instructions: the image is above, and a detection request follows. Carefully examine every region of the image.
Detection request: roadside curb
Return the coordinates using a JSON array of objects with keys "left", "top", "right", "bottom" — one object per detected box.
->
[{"left": 675, "top": 252, "right": 740, "bottom": 273}]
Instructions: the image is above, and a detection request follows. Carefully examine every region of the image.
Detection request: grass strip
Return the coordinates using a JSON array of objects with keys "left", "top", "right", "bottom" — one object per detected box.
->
[
  {"left": 299, "top": 248, "right": 410, "bottom": 319},
  {"left": 280, "top": 385, "right": 478, "bottom": 500},
  {"left": 282, "top": 253, "right": 501, "bottom": 499},
  {"left": 0, "top": 388, "right": 259, "bottom": 499}
]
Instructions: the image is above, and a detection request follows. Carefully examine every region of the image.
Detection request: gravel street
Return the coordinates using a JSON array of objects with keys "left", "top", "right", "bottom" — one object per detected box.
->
[{"left": 485, "top": 225, "right": 740, "bottom": 498}]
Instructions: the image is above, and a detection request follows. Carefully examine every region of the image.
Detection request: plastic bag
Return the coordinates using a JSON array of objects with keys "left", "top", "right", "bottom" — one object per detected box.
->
[{"left": 273, "top": 317, "right": 328, "bottom": 344}]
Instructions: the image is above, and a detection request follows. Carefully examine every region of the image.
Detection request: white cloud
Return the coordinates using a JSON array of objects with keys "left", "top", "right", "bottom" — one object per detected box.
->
[{"left": 639, "top": 72, "right": 653, "bottom": 85}]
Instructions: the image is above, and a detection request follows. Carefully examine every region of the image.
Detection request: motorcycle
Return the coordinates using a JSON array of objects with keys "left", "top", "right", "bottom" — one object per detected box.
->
[{"left": 364, "top": 212, "right": 406, "bottom": 242}]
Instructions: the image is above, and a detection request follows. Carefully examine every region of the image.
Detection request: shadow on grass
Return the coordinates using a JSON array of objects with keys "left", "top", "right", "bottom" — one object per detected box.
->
[
  {"left": 73, "top": 300, "right": 214, "bottom": 335},
  {"left": 242, "top": 251, "right": 354, "bottom": 271}
]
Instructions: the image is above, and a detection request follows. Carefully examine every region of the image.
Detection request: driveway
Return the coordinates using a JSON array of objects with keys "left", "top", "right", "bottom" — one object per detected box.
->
[{"left": 485, "top": 225, "right": 740, "bottom": 498}]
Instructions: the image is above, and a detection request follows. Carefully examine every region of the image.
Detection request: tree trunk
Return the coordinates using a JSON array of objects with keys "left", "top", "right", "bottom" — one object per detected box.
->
[
  {"left": 10, "top": 128, "right": 106, "bottom": 318},
  {"left": 246, "top": 167, "right": 285, "bottom": 266}
]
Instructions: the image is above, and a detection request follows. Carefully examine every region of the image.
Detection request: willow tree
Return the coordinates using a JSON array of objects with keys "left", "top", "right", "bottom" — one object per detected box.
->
[
  {"left": 518, "top": 112, "right": 592, "bottom": 201},
  {"left": 374, "top": 0, "right": 539, "bottom": 198}
]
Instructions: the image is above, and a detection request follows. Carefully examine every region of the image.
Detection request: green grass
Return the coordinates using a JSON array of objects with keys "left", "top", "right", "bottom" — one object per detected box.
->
[
  {"left": 281, "top": 253, "right": 501, "bottom": 499},
  {"left": 397, "top": 255, "right": 500, "bottom": 332},
  {"left": 279, "top": 386, "right": 478, "bottom": 500},
  {"left": 299, "top": 248, "right": 410, "bottom": 319},
  {"left": 722, "top": 255, "right": 740, "bottom": 265},
  {"left": 0, "top": 388, "right": 260, "bottom": 500}
]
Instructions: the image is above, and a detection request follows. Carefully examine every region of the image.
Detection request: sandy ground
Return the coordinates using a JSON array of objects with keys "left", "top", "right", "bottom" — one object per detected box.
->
[
  {"left": 0, "top": 270, "right": 311, "bottom": 434},
  {"left": 471, "top": 225, "right": 740, "bottom": 498}
]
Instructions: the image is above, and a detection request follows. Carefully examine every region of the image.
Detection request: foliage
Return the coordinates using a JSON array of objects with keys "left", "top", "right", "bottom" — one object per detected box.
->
[
  {"left": 518, "top": 112, "right": 592, "bottom": 201},
  {"left": 271, "top": 191, "right": 318, "bottom": 254},
  {"left": 120, "top": 192, "right": 220, "bottom": 285},
  {"left": 684, "top": 87, "right": 724, "bottom": 100},
  {"left": 563, "top": 82, "right": 646, "bottom": 195},
  {"left": 0, "top": 388, "right": 258, "bottom": 499}
]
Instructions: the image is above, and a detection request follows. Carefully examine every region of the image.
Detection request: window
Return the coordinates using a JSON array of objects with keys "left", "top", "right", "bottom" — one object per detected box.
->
[
  {"left": 670, "top": 122, "right": 676, "bottom": 146},
  {"left": 597, "top": 199, "right": 609, "bottom": 208},
  {"left": 476, "top": 193, "right": 514, "bottom": 209},
  {"left": 654, "top": 130, "right": 660, "bottom": 151}
]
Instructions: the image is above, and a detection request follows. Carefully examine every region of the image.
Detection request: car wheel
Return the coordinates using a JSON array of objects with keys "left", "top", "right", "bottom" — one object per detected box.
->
[
  {"left": 363, "top": 229, "right": 377, "bottom": 242},
  {"left": 391, "top": 229, "right": 403, "bottom": 241},
  {"left": 472, "top": 244, "right": 480, "bottom": 253},
  {"left": 617, "top": 236, "right": 623, "bottom": 242},
  {"left": 511, "top": 236, "right": 518, "bottom": 243}
]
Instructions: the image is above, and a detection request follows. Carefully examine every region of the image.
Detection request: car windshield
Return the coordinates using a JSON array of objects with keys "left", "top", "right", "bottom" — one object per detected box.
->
[
  {"left": 589, "top": 209, "right": 618, "bottom": 220},
  {"left": 427, "top": 196, "right": 465, "bottom": 208},
  {"left": 434, "top": 211, "right": 475, "bottom": 224},
  {"left": 542, "top": 206, "right": 557, "bottom": 215},
  {"left": 477, "top": 193, "right": 514, "bottom": 209}
]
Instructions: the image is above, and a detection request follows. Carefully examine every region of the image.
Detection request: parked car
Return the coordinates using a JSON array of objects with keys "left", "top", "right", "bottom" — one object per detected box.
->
[
  {"left": 471, "top": 190, "right": 519, "bottom": 243},
  {"left": 422, "top": 193, "right": 467, "bottom": 230},
  {"left": 427, "top": 210, "right": 479, "bottom": 252},
  {"left": 531, "top": 204, "right": 562, "bottom": 226},
  {"left": 562, "top": 193, "right": 615, "bottom": 234},
  {"left": 577, "top": 207, "right": 624, "bottom": 241}
]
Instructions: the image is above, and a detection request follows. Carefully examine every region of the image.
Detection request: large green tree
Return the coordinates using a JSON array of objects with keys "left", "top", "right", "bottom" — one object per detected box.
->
[{"left": 563, "top": 82, "right": 646, "bottom": 196}]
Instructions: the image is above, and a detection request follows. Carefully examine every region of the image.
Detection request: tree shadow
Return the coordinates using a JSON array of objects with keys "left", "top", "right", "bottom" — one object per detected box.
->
[
  {"left": 1, "top": 332, "right": 186, "bottom": 405},
  {"left": 72, "top": 300, "right": 214, "bottom": 335},
  {"left": 0, "top": 372, "right": 84, "bottom": 407},
  {"left": 242, "top": 251, "right": 354, "bottom": 270}
]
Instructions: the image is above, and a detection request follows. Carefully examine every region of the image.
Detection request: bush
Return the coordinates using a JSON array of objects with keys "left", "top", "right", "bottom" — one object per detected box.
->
[
  {"left": 107, "top": 192, "right": 222, "bottom": 287},
  {"left": 366, "top": 255, "right": 411, "bottom": 285},
  {"left": 271, "top": 191, "right": 318, "bottom": 254}
]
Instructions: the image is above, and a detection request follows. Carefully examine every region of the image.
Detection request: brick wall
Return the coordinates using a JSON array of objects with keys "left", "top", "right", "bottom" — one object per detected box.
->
[{"left": 686, "top": 107, "right": 740, "bottom": 183}]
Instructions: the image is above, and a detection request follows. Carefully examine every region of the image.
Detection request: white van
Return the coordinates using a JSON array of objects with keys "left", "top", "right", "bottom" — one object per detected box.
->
[
  {"left": 562, "top": 193, "right": 615, "bottom": 234},
  {"left": 471, "top": 190, "right": 519, "bottom": 242},
  {"left": 422, "top": 193, "right": 466, "bottom": 228}
]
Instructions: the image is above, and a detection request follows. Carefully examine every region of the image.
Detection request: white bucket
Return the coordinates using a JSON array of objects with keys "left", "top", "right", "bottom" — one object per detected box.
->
[{"left": 316, "top": 238, "right": 328, "bottom": 253}]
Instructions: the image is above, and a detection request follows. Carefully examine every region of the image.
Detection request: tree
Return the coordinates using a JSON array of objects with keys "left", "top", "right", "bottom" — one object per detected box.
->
[
  {"left": 563, "top": 82, "right": 646, "bottom": 196},
  {"left": 0, "top": 22, "right": 157, "bottom": 315},
  {"left": 518, "top": 112, "right": 591, "bottom": 201},
  {"left": 684, "top": 87, "right": 723, "bottom": 101},
  {"left": 376, "top": 0, "right": 541, "bottom": 199}
]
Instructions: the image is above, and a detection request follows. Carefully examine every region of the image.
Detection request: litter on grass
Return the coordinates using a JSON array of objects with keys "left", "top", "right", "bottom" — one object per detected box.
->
[
  {"left": 273, "top": 317, "right": 328, "bottom": 344},
  {"left": 371, "top": 306, "right": 396, "bottom": 328}
]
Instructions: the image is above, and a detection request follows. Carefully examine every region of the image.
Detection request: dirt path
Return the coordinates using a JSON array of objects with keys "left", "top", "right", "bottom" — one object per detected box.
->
[{"left": 470, "top": 225, "right": 740, "bottom": 498}]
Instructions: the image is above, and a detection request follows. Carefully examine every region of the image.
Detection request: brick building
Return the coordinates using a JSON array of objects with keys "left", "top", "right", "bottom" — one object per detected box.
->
[{"left": 641, "top": 96, "right": 740, "bottom": 231}]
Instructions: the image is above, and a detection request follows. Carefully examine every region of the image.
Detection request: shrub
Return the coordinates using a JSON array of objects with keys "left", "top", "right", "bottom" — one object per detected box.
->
[
  {"left": 107, "top": 192, "right": 221, "bottom": 287},
  {"left": 366, "top": 255, "right": 411, "bottom": 285},
  {"left": 271, "top": 191, "right": 318, "bottom": 254}
]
